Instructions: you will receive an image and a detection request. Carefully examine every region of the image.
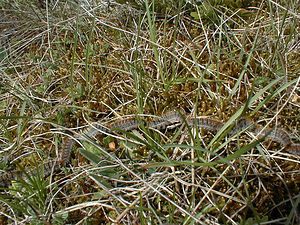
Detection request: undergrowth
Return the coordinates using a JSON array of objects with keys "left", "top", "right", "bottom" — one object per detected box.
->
[{"left": 0, "top": 0, "right": 299, "bottom": 224}]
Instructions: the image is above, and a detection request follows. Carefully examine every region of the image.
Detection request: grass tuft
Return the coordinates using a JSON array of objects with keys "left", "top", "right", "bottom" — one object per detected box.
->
[{"left": 0, "top": 0, "right": 299, "bottom": 224}]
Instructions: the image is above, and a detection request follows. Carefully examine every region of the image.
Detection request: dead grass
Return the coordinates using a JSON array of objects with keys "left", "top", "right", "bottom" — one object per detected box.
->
[{"left": 0, "top": 0, "right": 299, "bottom": 224}]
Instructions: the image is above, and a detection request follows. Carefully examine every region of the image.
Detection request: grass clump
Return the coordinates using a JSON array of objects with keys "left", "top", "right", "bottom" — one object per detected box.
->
[{"left": 0, "top": 0, "right": 299, "bottom": 224}]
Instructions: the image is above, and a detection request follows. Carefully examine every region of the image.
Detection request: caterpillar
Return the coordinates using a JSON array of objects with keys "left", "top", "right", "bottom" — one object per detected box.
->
[{"left": 1, "top": 110, "right": 299, "bottom": 187}]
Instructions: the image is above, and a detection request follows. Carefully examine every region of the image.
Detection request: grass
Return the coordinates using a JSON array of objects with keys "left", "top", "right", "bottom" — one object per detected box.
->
[{"left": 0, "top": 0, "right": 299, "bottom": 224}]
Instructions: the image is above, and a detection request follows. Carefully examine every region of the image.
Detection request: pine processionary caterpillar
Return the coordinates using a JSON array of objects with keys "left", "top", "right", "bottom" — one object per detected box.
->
[
  {"left": 1, "top": 110, "right": 299, "bottom": 187},
  {"left": 110, "top": 118, "right": 140, "bottom": 131},
  {"left": 255, "top": 127, "right": 292, "bottom": 147},
  {"left": 187, "top": 118, "right": 224, "bottom": 132},
  {"left": 149, "top": 110, "right": 183, "bottom": 130}
]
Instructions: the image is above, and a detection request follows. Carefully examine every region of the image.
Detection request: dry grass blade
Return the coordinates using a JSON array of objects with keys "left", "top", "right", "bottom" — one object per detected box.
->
[{"left": 0, "top": 0, "right": 299, "bottom": 224}]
